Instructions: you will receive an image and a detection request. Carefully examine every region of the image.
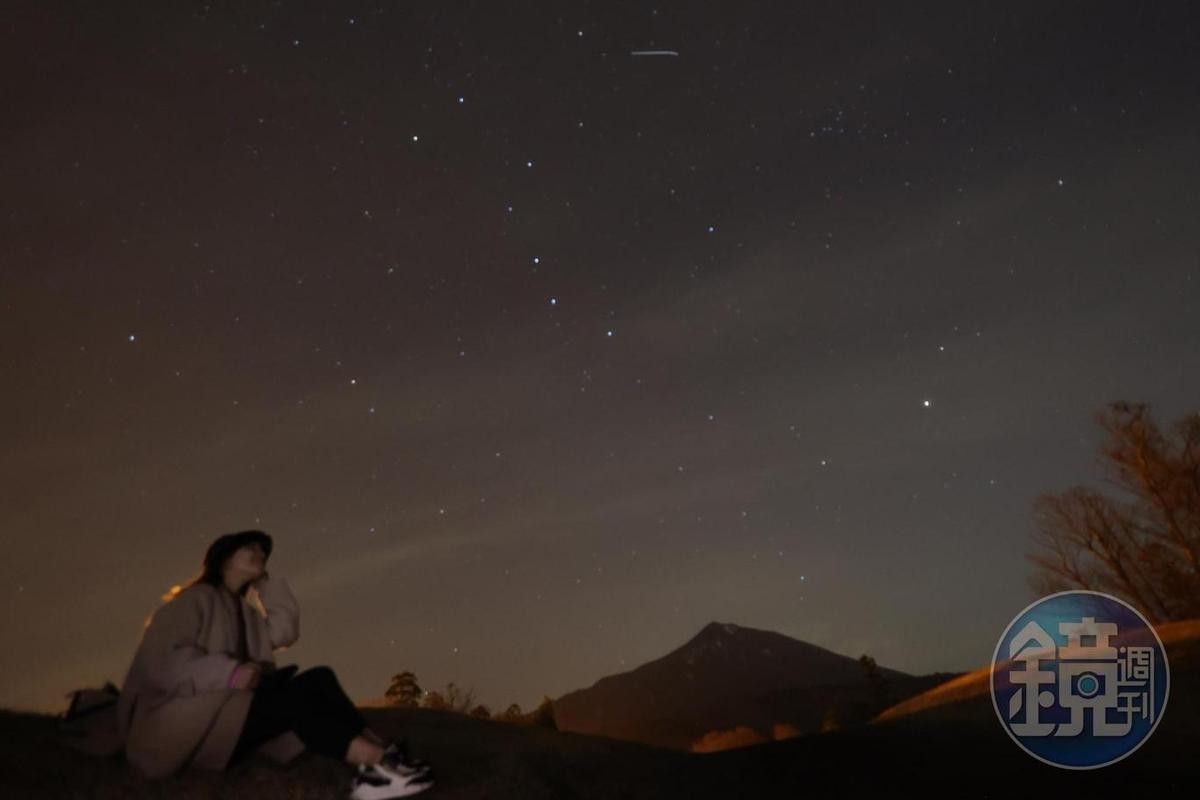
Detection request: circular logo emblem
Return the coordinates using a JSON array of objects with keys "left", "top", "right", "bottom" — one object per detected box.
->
[{"left": 990, "top": 591, "right": 1169, "bottom": 769}]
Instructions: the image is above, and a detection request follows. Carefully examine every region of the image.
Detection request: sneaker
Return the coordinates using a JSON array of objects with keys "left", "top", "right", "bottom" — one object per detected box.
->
[
  {"left": 381, "top": 740, "right": 433, "bottom": 776},
  {"left": 349, "top": 761, "right": 435, "bottom": 799}
]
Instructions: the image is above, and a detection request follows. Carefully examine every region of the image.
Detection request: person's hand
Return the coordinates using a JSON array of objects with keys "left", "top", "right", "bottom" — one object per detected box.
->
[{"left": 230, "top": 663, "right": 262, "bottom": 690}]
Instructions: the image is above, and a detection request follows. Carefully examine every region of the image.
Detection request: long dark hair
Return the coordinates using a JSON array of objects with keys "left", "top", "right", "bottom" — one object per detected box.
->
[{"left": 162, "top": 530, "right": 273, "bottom": 603}]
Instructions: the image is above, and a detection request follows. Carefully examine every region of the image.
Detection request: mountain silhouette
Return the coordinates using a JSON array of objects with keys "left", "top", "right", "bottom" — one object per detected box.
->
[{"left": 552, "top": 621, "right": 940, "bottom": 750}]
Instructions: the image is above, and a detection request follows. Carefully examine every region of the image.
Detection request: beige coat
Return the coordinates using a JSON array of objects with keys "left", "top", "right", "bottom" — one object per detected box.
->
[{"left": 116, "top": 574, "right": 306, "bottom": 779}]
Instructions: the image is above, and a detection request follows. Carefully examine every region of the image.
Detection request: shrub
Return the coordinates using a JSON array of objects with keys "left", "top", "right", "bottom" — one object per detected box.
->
[
  {"left": 384, "top": 671, "right": 422, "bottom": 707},
  {"left": 529, "top": 696, "right": 557, "bottom": 730}
]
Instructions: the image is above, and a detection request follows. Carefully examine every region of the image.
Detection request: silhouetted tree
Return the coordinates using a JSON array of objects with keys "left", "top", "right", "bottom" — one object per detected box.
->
[
  {"left": 469, "top": 704, "right": 492, "bottom": 719},
  {"left": 1027, "top": 402, "right": 1200, "bottom": 622},
  {"left": 421, "top": 690, "right": 448, "bottom": 711},
  {"left": 500, "top": 703, "right": 523, "bottom": 722},
  {"left": 859, "top": 654, "right": 889, "bottom": 713},
  {"left": 384, "top": 671, "right": 422, "bottom": 707},
  {"left": 530, "top": 696, "right": 557, "bottom": 730},
  {"left": 444, "top": 681, "right": 477, "bottom": 714}
]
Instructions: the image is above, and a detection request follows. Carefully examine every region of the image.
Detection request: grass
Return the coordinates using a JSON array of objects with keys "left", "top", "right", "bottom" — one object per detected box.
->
[{"left": 8, "top": 637, "right": 1200, "bottom": 800}]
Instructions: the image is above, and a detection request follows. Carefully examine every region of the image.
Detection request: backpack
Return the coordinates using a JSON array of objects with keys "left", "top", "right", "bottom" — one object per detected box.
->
[{"left": 56, "top": 682, "right": 123, "bottom": 757}]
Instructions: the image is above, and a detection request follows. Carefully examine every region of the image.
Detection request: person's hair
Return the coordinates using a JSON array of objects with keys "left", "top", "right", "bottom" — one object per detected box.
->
[{"left": 162, "top": 530, "right": 273, "bottom": 602}]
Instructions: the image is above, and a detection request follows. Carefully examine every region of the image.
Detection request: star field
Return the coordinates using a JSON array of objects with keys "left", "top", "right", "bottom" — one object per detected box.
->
[{"left": 2, "top": 1, "right": 1199, "bottom": 713}]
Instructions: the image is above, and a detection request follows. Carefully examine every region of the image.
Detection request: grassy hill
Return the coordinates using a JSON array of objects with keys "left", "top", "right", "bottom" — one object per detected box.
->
[
  {"left": 5, "top": 679, "right": 1198, "bottom": 799},
  {"left": 871, "top": 618, "right": 1200, "bottom": 730},
  {"left": 3, "top": 706, "right": 711, "bottom": 799},
  {"left": 7, "top": 620, "right": 1199, "bottom": 798}
]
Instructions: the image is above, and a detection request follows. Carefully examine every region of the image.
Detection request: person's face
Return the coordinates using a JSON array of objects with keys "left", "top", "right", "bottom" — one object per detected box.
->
[{"left": 222, "top": 542, "right": 267, "bottom": 588}]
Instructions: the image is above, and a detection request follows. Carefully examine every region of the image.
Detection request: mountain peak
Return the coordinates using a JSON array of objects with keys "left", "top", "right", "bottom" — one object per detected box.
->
[
  {"left": 698, "top": 621, "right": 742, "bottom": 637},
  {"left": 680, "top": 621, "right": 756, "bottom": 658},
  {"left": 555, "top": 620, "right": 914, "bottom": 750}
]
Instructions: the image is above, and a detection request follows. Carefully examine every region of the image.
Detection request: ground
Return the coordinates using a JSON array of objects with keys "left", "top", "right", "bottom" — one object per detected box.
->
[{"left": 5, "top": 676, "right": 1198, "bottom": 800}]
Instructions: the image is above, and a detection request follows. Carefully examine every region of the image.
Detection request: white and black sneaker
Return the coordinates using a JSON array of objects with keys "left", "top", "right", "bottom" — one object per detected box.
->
[
  {"left": 349, "top": 759, "right": 434, "bottom": 799},
  {"left": 380, "top": 740, "right": 433, "bottom": 777}
]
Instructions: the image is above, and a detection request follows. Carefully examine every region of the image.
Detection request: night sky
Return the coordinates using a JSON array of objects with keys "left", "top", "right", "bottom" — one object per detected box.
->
[{"left": 3, "top": 2, "right": 1199, "bottom": 715}]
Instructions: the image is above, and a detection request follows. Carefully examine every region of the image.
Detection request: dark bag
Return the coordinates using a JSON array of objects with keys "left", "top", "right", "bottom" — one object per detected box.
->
[
  {"left": 56, "top": 666, "right": 299, "bottom": 758},
  {"left": 57, "top": 682, "right": 123, "bottom": 757}
]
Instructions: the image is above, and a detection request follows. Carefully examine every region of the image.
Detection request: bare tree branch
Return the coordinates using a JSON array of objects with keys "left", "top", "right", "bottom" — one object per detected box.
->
[{"left": 1027, "top": 402, "right": 1200, "bottom": 622}]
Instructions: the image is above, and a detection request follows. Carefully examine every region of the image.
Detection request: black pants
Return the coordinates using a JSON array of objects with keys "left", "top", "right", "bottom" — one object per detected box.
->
[{"left": 229, "top": 665, "right": 368, "bottom": 765}]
